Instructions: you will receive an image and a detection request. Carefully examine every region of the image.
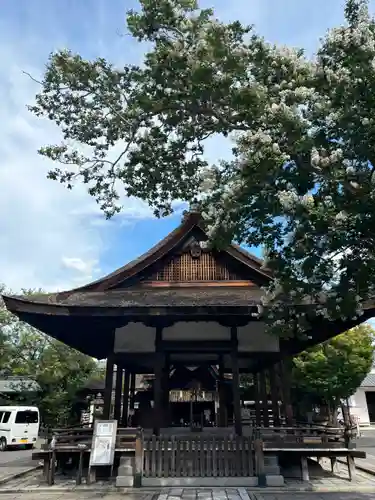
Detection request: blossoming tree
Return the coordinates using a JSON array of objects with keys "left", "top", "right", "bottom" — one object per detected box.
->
[{"left": 29, "top": 0, "right": 375, "bottom": 335}]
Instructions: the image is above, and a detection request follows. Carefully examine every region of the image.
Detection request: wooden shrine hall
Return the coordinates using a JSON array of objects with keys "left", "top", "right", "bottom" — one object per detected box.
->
[
  {"left": 3, "top": 211, "right": 374, "bottom": 486},
  {"left": 3, "top": 211, "right": 375, "bottom": 437}
]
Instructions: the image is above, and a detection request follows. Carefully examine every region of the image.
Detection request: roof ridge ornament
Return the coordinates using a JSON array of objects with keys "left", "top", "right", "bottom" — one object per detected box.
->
[
  {"left": 181, "top": 208, "right": 203, "bottom": 224},
  {"left": 189, "top": 237, "right": 202, "bottom": 259}
]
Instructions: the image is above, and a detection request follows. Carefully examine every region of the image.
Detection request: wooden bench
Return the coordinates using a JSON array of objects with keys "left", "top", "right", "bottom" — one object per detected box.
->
[
  {"left": 33, "top": 426, "right": 142, "bottom": 486},
  {"left": 263, "top": 444, "right": 364, "bottom": 481},
  {"left": 254, "top": 425, "right": 366, "bottom": 481},
  {"left": 256, "top": 425, "right": 353, "bottom": 441},
  {"left": 255, "top": 426, "right": 363, "bottom": 482}
]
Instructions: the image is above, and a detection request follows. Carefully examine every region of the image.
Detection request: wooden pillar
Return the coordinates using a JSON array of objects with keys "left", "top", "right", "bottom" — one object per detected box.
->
[
  {"left": 162, "top": 356, "right": 170, "bottom": 426},
  {"left": 121, "top": 370, "right": 130, "bottom": 426},
  {"left": 129, "top": 373, "right": 136, "bottom": 411},
  {"left": 153, "top": 326, "right": 164, "bottom": 435},
  {"left": 279, "top": 359, "right": 294, "bottom": 425},
  {"left": 114, "top": 365, "right": 123, "bottom": 421},
  {"left": 254, "top": 372, "right": 262, "bottom": 427},
  {"left": 260, "top": 369, "right": 269, "bottom": 427},
  {"left": 103, "top": 356, "right": 114, "bottom": 419},
  {"left": 218, "top": 356, "right": 226, "bottom": 427},
  {"left": 231, "top": 326, "right": 242, "bottom": 436},
  {"left": 269, "top": 364, "right": 281, "bottom": 426}
]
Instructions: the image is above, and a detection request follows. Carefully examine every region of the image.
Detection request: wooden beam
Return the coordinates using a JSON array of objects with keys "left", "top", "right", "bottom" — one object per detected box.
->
[
  {"left": 114, "top": 365, "right": 123, "bottom": 421},
  {"left": 129, "top": 372, "right": 136, "bottom": 411},
  {"left": 279, "top": 359, "right": 294, "bottom": 425},
  {"left": 121, "top": 370, "right": 130, "bottom": 426},
  {"left": 231, "top": 326, "right": 242, "bottom": 436},
  {"left": 139, "top": 280, "right": 256, "bottom": 288},
  {"left": 160, "top": 340, "right": 233, "bottom": 352},
  {"left": 103, "top": 356, "right": 114, "bottom": 419},
  {"left": 254, "top": 372, "right": 261, "bottom": 427},
  {"left": 153, "top": 326, "right": 164, "bottom": 435},
  {"left": 218, "top": 356, "right": 226, "bottom": 427},
  {"left": 269, "top": 364, "right": 281, "bottom": 426},
  {"left": 259, "top": 370, "right": 269, "bottom": 427},
  {"left": 161, "top": 355, "right": 170, "bottom": 426}
]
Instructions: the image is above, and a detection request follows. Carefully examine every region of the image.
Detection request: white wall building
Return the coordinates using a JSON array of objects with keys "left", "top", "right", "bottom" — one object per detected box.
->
[{"left": 350, "top": 368, "right": 375, "bottom": 426}]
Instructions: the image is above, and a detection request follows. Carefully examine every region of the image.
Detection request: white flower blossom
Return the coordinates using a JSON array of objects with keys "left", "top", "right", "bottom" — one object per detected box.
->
[
  {"left": 346, "top": 166, "right": 356, "bottom": 175},
  {"left": 311, "top": 148, "right": 320, "bottom": 167},
  {"left": 335, "top": 211, "right": 348, "bottom": 224},
  {"left": 277, "top": 190, "right": 299, "bottom": 211},
  {"left": 301, "top": 194, "right": 314, "bottom": 208}
]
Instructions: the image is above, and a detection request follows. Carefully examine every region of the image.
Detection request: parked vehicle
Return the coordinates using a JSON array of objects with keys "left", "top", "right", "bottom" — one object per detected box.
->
[{"left": 0, "top": 406, "right": 40, "bottom": 450}]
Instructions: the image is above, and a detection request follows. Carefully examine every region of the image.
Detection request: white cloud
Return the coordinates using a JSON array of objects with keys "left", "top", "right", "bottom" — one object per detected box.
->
[
  {"left": 61, "top": 257, "right": 99, "bottom": 275},
  {"left": 0, "top": 66, "right": 104, "bottom": 292},
  {"left": 2, "top": 0, "right": 375, "bottom": 296},
  {"left": 0, "top": 17, "right": 154, "bottom": 293}
]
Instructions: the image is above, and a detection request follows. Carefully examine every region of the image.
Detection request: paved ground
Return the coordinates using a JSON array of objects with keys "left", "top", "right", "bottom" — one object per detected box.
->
[
  {"left": 0, "top": 449, "right": 34, "bottom": 468},
  {"left": 0, "top": 435, "right": 374, "bottom": 499},
  {"left": 349, "top": 428, "right": 375, "bottom": 474},
  {"left": 356, "top": 429, "right": 375, "bottom": 456},
  {"left": 1, "top": 458, "right": 375, "bottom": 497},
  {"left": 0, "top": 492, "right": 373, "bottom": 499},
  {"left": 0, "top": 448, "right": 37, "bottom": 484}
]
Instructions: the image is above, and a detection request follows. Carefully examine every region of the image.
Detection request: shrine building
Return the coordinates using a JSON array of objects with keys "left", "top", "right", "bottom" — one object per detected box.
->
[{"left": 3, "top": 211, "right": 375, "bottom": 437}]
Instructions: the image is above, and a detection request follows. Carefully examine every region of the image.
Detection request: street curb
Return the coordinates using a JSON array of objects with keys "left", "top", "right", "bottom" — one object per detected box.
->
[
  {"left": 0, "top": 464, "right": 42, "bottom": 487},
  {"left": 356, "top": 464, "right": 375, "bottom": 476},
  {"left": 337, "top": 458, "right": 375, "bottom": 478}
]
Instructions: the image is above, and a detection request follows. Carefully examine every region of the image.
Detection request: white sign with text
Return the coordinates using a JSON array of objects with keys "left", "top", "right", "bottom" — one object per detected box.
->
[{"left": 89, "top": 419, "right": 117, "bottom": 466}]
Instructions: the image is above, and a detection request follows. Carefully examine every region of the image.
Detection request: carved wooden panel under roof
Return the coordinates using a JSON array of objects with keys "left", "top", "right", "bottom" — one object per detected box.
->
[
  {"left": 132, "top": 236, "right": 258, "bottom": 286},
  {"left": 144, "top": 251, "right": 244, "bottom": 282}
]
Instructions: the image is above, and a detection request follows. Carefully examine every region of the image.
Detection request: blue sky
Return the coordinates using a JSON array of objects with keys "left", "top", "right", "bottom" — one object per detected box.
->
[{"left": 1, "top": 0, "right": 375, "bottom": 294}]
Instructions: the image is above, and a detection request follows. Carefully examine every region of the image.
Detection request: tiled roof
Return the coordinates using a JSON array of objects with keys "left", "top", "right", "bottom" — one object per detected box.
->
[
  {"left": 8, "top": 287, "right": 263, "bottom": 308},
  {"left": 361, "top": 373, "right": 375, "bottom": 387}
]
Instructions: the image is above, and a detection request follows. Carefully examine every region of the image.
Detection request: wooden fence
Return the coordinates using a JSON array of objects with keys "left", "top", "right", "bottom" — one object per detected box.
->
[
  {"left": 143, "top": 435, "right": 255, "bottom": 478},
  {"left": 34, "top": 424, "right": 362, "bottom": 485}
]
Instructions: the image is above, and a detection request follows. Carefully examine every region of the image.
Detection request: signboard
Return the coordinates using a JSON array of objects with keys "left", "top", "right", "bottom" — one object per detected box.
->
[
  {"left": 89, "top": 419, "right": 117, "bottom": 466},
  {"left": 241, "top": 408, "right": 250, "bottom": 419},
  {"left": 80, "top": 411, "right": 90, "bottom": 425}
]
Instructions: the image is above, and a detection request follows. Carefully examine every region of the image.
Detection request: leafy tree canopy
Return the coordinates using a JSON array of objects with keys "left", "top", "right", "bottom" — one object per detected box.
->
[
  {"left": 28, "top": 0, "right": 375, "bottom": 335},
  {"left": 292, "top": 323, "right": 375, "bottom": 411},
  {"left": 0, "top": 286, "right": 101, "bottom": 426}
]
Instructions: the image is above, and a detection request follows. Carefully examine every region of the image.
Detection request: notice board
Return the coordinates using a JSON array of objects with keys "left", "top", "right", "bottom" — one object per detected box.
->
[{"left": 89, "top": 419, "right": 117, "bottom": 466}]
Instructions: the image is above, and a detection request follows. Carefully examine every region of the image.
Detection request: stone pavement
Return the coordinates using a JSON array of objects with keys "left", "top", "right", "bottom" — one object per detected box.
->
[
  {"left": 1, "top": 458, "right": 375, "bottom": 499},
  {"left": 0, "top": 491, "right": 374, "bottom": 500},
  {"left": 0, "top": 464, "right": 39, "bottom": 486},
  {"left": 351, "top": 452, "right": 375, "bottom": 475}
]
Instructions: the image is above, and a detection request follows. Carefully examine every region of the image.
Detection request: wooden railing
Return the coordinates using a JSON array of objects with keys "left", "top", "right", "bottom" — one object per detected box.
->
[
  {"left": 254, "top": 425, "right": 362, "bottom": 482},
  {"left": 255, "top": 425, "right": 354, "bottom": 446},
  {"left": 33, "top": 424, "right": 364, "bottom": 486},
  {"left": 143, "top": 434, "right": 255, "bottom": 478},
  {"left": 36, "top": 426, "right": 142, "bottom": 486}
]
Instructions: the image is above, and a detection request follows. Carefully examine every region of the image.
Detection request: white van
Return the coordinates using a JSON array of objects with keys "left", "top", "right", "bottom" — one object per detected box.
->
[{"left": 0, "top": 406, "right": 40, "bottom": 450}]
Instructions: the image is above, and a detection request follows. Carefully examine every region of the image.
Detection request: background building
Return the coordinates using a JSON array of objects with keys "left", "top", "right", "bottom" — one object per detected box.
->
[{"left": 350, "top": 367, "right": 375, "bottom": 426}]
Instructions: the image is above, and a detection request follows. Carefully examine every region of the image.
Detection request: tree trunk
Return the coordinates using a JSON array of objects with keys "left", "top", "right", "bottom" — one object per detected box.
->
[{"left": 331, "top": 405, "right": 338, "bottom": 426}]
